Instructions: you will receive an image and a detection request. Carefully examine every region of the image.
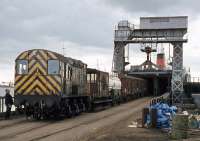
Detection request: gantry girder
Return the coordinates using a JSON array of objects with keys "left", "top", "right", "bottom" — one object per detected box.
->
[{"left": 113, "top": 16, "right": 188, "bottom": 105}]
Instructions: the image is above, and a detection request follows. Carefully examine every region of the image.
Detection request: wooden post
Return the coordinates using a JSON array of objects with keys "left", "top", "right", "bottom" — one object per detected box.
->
[
  {"left": 150, "top": 108, "right": 157, "bottom": 128},
  {"left": 142, "top": 108, "right": 149, "bottom": 127}
]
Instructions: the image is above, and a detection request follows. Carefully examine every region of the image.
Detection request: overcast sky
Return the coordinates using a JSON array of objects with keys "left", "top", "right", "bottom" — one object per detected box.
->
[{"left": 0, "top": 0, "right": 200, "bottom": 83}]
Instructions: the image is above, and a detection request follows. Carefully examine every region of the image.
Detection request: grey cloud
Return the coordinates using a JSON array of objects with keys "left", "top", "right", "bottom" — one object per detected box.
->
[
  {"left": 104, "top": 0, "right": 199, "bottom": 16},
  {"left": 0, "top": 0, "right": 116, "bottom": 48},
  {"left": 0, "top": 0, "right": 199, "bottom": 82}
]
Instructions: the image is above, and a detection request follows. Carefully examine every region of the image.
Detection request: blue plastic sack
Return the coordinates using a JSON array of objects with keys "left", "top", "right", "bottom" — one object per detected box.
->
[{"left": 146, "top": 102, "right": 177, "bottom": 129}]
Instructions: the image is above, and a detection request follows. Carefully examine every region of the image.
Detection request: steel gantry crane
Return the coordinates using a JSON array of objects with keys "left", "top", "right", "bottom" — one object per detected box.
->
[{"left": 113, "top": 16, "right": 188, "bottom": 105}]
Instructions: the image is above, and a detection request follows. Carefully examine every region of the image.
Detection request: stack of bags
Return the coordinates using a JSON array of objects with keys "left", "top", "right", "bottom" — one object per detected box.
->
[{"left": 146, "top": 102, "right": 177, "bottom": 128}]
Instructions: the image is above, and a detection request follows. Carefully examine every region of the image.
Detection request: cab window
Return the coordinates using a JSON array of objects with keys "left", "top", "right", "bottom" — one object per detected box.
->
[
  {"left": 48, "top": 60, "right": 60, "bottom": 74},
  {"left": 90, "top": 73, "right": 96, "bottom": 83},
  {"left": 16, "top": 60, "right": 28, "bottom": 74}
]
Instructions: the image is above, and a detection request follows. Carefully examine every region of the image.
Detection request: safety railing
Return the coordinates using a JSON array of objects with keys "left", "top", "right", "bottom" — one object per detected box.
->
[
  {"left": 150, "top": 93, "right": 170, "bottom": 106},
  {"left": 189, "top": 77, "right": 200, "bottom": 83}
]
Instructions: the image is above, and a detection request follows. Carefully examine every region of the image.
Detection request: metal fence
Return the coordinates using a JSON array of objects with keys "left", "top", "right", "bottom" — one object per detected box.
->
[
  {"left": 189, "top": 77, "right": 200, "bottom": 83},
  {"left": 0, "top": 96, "right": 5, "bottom": 113},
  {"left": 0, "top": 96, "right": 15, "bottom": 113}
]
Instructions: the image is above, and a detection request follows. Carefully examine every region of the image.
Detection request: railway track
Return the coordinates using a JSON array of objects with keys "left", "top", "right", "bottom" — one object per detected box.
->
[
  {"left": 0, "top": 97, "right": 150, "bottom": 141},
  {"left": 0, "top": 117, "right": 26, "bottom": 130},
  {"left": 0, "top": 122, "right": 53, "bottom": 140}
]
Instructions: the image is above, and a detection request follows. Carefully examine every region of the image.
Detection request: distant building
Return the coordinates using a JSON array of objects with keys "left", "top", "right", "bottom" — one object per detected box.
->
[{"left": 0, "top": 85, "right": 14, "bottom": 97}]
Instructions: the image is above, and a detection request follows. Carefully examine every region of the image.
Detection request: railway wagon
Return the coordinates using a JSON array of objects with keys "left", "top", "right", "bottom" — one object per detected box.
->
[
  {"left": 14, "top": 49, "right": 88, "bottom": 119},
  {"left": 86, "top": 68, "right": 112, "bottom": 109},
  {"left": 119, "top": 75, "right": 147, "bottom": 101}
]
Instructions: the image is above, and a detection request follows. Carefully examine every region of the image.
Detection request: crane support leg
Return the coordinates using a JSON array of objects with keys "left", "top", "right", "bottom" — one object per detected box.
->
[
  {"left": 171, "top": 43, "right": 183, "bottom": 104},
  {"left": 113, "top": 42, "right": 125, "bottom": 73}
]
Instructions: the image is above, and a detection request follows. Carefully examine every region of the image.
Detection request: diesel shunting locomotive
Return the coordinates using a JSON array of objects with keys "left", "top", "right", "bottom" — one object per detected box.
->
[{"left": 14, "top": 49, "right": 147, "bottom": 119}]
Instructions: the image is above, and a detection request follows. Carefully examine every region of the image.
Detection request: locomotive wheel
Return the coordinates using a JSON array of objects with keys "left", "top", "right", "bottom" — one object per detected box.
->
[
  {"left": 25, "top": 106, "right": 33, "bottom": 118},
  {"left": 75, "top": 104, "right": 80, "bottom": 115},
  {"left": 42, "top": 107, "right": 49, "bottom": 119},
  {"left": 71, "top": 104, "right": 76, "bottom": 117},
  {"left": 33, "top": 108, "right": 41, "bottom": 120},
  {"left": 66, "top": 105, "right": 72, "bottom": 118}
]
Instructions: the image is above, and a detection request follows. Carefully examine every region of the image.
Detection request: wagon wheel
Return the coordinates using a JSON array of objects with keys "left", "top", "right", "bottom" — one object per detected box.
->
[
  {"left": 42, "top": 106, "right": 49, "bottom": 120},
  {"left": 33, "top": 107, "right": 41, "bottom": 120}
]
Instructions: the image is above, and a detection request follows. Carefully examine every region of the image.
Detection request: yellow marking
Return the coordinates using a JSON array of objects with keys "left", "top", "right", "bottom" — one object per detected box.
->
[
  {"left": 29, "top": 50, "right": 37, "bottom": 59},
  {"left": 28, "top": 53, "right": 34, "bottom": 59},
  {"left": 25, "top": 79, "right": 43, "bottom": 95},
  {"left": 29, "top": 60, "right": 46, "bottom": 75},
  {"left": 24, "top": 80, "right": 39, "bottom": 95},
  {"left": 36, "top": 55, "right": 47, "bottom": 69},
  {"left": 18, "top": 52, "right": 28, "bottom": 59},
  {"left": 54, "top": 75, "right": 61, "bottom": 82},
  {"left": 29, "top": 63, "right": 39, "bottom": 74},
  {"left": 47, "top": 76, "right": 61, "bottom": 92},
  {"left": 36, "top": 84, "right": 47, "bottom": 95},
  {"left": 39, "top": 50, "right": 47, "bottom": 60},
  {"left": 17, "top": 74, "right": 37, "bottom": 94},
  {"left": 38, "top": 75, "right": 54, "bottom": 95},
  {"left": 36, "top": 79, "right": 48, "bottom": 95},
  {"left": 29, "top": 63, "right": 46, "bottom": 75},
  {"left": 36, "top": 63, "right": 46, "bottom": 75},
  {"left": 15, "top": 75, "right": 22, "bottom": 83},
  {"left": 53, "top": 75, "right": 61, "bottom": 86},
  {"left": 28, "top": 79, "right": 49, "bottom": 95},
  {"left": 29, "top": 60, "right": 36, "bottom": 69},
  {"left": 15, "top": 75, "right": 29, "bottom": 91},
  {"left": 35, "top": 87, "right": 42, "bottom": 95},
  {"left": 48, "top": 52, "right": 57, "bottom": 59}
]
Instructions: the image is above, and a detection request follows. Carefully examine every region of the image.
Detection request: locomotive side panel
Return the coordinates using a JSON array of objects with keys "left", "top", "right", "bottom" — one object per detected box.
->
[{"left": 69, "top": 63, "right": 87, "bottom": 96}]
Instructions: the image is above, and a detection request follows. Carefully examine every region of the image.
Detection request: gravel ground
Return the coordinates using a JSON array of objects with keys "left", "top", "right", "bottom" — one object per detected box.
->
[
  {"left": 86, "top": 103, "right": 169, "bottom": 141},
  {"left": 0, "top": 97, "right": 153, "bottom": 141}
]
